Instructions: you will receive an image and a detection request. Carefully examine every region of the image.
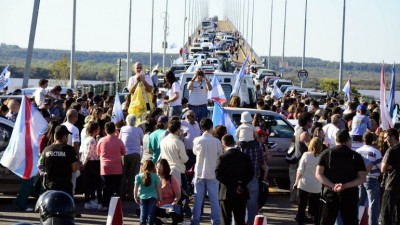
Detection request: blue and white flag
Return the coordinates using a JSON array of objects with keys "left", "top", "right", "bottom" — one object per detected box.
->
[
  {"left": 342, "top": 76, "right": 351, "bottom": 102},
  {"left": 392, "top": 105, "right": 398, "bottom": 125},
  {"left": 0, "top": 96, "right": 47, "bottom": 179},
  {"left": 186, "top": 55, "right": 202, "bottom": 73},
  {"left": 208, "top": 75, "right": 227, "bottom": 104},
  {"left": 272, "top": 84, "right": 283, "bottom": 99},
  {"left": 212, "top": 101, "right": 236, "bottom": 137},
  {"left": 231, "top": 56, "right": 248, "bottom": 97},
  {"left": 111, "top": 92, "right": 125, "bottom": 124},
  {"left": 380, "top": 64, "right": 394, "bottom": 130},
  {"left": 388, "top": 64, "right": 396, "bottom": 115},
  {"left": 0, "top": 65, "right": 11, "bottom": 90}
]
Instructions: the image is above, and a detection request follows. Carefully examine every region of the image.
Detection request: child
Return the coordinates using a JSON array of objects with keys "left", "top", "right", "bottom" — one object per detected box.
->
[
  {"left": 134, "top": 160, "right": 162, "bottom": 225},
  {"left": 236, "top": 111, "right": 257, "bottom": 143}
]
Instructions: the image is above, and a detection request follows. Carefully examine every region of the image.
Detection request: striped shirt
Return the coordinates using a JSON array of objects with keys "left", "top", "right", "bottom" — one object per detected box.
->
[
  {"left": 188, "top": 80, "right": 208, "bottom": 105},
  {"left": 356, "top": 145, "right": 382, "bottom": 178}
]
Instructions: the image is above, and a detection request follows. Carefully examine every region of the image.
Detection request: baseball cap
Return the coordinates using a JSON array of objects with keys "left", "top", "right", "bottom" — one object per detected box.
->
[
  {"left": 256, "top": 127, "right": 269, "bottom": 137},
  {"left": 356, "top": 104, "right": 367, "bottom": 113},
  {"left": 157, "top": 115, "right": 168, "bottom": 123},
  {"left": 55, "top": 125, "right": 72, "bottom": 136}
]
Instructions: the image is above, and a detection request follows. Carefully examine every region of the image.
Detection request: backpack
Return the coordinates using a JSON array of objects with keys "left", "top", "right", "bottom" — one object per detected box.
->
[{"left": 285, "top": 142, "right": 297, "bottom": 164}]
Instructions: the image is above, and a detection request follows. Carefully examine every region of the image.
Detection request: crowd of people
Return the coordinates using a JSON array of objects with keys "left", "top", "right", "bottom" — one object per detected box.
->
[{"left": 1, "top": 58, "right": 400, "bottom": 225}]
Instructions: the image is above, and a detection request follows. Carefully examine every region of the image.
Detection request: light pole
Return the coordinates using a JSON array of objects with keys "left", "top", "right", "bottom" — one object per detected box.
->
[
  {"left": 127, "top": 0, "right": 132, "bottom": 83},
  {"left": 23, "top": 0, "right": 40, "bottom": 88},
  {"left": 162, "top": 0, "right": 169, "bottom": 73},
  {"left": 70, "top": 0, "right": 76, "bottom": 88},
  {"left": 301, "top": 0, "right": 308, "bottom": 88},
  {"left": 246, "top": 0, "right": 250, "bottom": 57},
  {"left": 250, "top": 0, "right": 255, "bottom": 61},
  {"left": 150, "top": 0, "right": 155, "bottom": 71},
  {"left": 339, "top": 0, "right": 346, "bottom": 92},
  {"left": 281, "top": 0, "right": 287, "bottom": 77},
  {"left": 183, "top": 0, "right": 187, "bottom": 48},
  {"left": 267, "top": 0, "right": 273, "bottom": 69}
]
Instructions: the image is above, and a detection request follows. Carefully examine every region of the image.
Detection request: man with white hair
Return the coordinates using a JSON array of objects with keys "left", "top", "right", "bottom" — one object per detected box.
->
[
  {"left": 322, "top": 114, "right": 341, "bottom": 147},
  {"left": 119, "top": 114, "right": 144, "bottom": 200},
  {"left": 5, "top": 99, "right": 20, "bottom": 123}
]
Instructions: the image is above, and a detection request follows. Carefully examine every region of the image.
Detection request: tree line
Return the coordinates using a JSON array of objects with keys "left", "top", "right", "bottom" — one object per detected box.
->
[{"left": 0, "top": 43, "right": 398, "bottom": 90}]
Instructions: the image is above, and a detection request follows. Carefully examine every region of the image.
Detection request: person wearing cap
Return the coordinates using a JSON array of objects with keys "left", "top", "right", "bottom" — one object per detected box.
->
[
  {"left": 38, "top": 125, "right": 79, "bottom": 196},
  {"left": 149, "top": 115, "right": 169, "bottom": 164},
  {"left": 187, "top": 69, "right": 212, "bottom": 123},
  {"left": 350, "top": 104, "right": 371, "bottom": 142},
  {"left": 33, "top": 79, "right": 49, "bottom": 106}
]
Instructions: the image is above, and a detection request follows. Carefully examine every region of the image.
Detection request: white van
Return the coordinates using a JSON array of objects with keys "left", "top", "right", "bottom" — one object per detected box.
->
[{"left": 179, "top": 72, "right": 256, "bottom": 106}]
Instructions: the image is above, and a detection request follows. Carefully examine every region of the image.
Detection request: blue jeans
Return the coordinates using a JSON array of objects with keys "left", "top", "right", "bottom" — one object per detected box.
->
[
  {"left": 140, "top": 197, "right": 157, "bottom": 225},
  {"left": 191, "top": 178, "right": 220, "bottom": 225},
  {"left": 169, "top": 105, "right": 182, "bottom": 118},
  {"left": 188, "top": 104, "right": 208, "bottom": 123},
  {"left": 359, "top": 177, "right": 380, "bottom": 225},
  {"left": 246, "top": 177, "right": 259, "bottom": 225}
]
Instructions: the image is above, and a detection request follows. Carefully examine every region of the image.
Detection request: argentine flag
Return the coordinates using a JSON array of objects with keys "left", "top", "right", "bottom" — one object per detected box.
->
[
  {"left": 208, "top": 74, "right": 227, "bottom": 104},
  {"left": 0, "top": 96, "right": 48, "bottom": 179},
  {"left": 212, "top": 101, "right": 236, "bottom": 137}
]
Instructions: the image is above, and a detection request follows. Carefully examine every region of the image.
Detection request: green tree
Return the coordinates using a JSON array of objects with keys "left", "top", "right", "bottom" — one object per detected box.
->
[
  {"left": 50, "top": 54, "right": 79, "bottom": 86},
  {"left": 318, "top": 78, "right": 339, "bottom": 93}
]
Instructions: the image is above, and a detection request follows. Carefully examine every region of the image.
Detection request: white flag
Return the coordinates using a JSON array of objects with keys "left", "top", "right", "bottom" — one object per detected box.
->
[{"left": 112, "top": 93, "right": 125, "bottom": 124}]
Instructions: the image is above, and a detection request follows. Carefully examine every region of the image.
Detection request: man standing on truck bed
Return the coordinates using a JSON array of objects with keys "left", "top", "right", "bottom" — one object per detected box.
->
[{"left": 187, "top": 69, "right": 212, "bottom": 122}]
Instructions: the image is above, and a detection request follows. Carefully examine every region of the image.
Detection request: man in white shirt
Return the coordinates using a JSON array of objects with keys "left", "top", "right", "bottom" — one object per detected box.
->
[
  {"left": 33, "top": 79, "right": 49, "bottom": 106},
  {"left": 160, "top": 120, "right": 188, "bottom": 185},
  {"left": 191, "top": 118, "right": 222, "bottom": 225},
  {"left": 322, "top": 114, "right": 341, "bottom": 147},
  {"left": 62, "top": 109, "right": 81, "bottom": 194}
]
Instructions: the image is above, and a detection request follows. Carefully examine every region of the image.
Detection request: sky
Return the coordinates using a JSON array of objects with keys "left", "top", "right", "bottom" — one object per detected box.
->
[{"left": 1, "top": 0, "right": 399, "bottom": 64}]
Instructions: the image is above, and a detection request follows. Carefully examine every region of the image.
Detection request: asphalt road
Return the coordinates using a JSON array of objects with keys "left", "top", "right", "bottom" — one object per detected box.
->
[{"left": 0, "top": 188, "right": 297, "bottom": 225}]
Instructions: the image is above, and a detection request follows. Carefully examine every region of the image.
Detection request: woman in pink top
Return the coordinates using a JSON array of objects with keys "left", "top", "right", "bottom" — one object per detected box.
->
[
  {"left": 97, "top": 122, "right": 126, "bottom": 210},
  {"left": 155, "top": 159, "right": 183, "bottom": 224}
]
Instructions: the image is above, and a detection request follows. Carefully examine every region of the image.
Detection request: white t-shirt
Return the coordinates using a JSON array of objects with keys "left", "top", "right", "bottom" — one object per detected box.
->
[
  {"left": 322, "top": 123, "right": 340, "bottom": 147},
  {"left": 34, "top": 88, "right": 47, "bottom": 106},
  {"left": 168, "top": 81, "right": 182, "bottom": 106},
  {"left": 236, "top": 123, "right": 256, "bottom": 142},
  {"left": 62, "top": 121, "right": 80, "bottom": 146}
]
